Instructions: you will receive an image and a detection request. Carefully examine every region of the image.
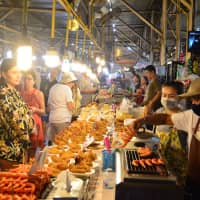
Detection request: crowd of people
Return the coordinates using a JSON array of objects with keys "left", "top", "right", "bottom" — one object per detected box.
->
[
  {"left": 0, "top": 58, "right": 100, "bottom": 161},
  {"left": 0, "top": 57, "right": 199, "bottom": 199}
]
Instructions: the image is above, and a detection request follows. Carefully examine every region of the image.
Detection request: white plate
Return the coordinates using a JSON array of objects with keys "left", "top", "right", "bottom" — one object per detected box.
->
[{"left": 70, "top": 168, "right": 95, "bottom": 178}]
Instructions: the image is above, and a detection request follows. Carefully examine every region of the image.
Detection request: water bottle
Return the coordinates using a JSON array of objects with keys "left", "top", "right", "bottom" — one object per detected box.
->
[{"left": 103, "top": 168, "right": 115, "bottom": 189}]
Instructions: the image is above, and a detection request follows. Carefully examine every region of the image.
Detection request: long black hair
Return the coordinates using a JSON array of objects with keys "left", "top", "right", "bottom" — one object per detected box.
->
[{"left": 0, "top": 58, "right": 16, "bottom": 86}]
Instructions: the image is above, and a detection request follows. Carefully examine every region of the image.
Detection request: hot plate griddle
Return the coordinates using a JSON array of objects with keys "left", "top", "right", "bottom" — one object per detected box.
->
[{"left": 125, "top": 149, "right": 168, "bottom": 176}]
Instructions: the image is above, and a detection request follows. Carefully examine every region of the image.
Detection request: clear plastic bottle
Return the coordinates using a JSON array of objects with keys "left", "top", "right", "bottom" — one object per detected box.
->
[{"left": 103, "top": 168, "right": 115, "bottom": 189}]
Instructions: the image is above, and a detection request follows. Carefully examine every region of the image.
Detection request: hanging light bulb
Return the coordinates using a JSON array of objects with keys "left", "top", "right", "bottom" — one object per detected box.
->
[
  {"left": 44, "top": 47, "right": 60, "bottom": 68},
  {"left": 6, "top": 50, "right": 13, "bottom": 58},
  {"left": 17, "top": 45, "right": 32, "bottom": 71},
  {"left": 17, "top": 0, "right": 32, "bottom": 71},
  {"left": 61, "top": 56, "right": 70, "bottom": 72}
]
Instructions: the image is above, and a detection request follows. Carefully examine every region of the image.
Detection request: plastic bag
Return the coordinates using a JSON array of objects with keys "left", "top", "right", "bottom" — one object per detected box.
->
[{"left": 119, "top": 97, "right": 132, "bottom": 113}]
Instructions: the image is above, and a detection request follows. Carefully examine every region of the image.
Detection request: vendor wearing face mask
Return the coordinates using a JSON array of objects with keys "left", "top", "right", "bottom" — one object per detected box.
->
[
  {"left": 155, "top": 81, "right": 184, "bottom": 133},
  {"left": 121, "top": 77, "right": 200, "bottom": 199},
  {"left": 154, "top": 81, "right": 187, "bottom": 186}
]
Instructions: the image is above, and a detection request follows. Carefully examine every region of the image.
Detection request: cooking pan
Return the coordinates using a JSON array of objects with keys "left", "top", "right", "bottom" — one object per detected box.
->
[{"left": 135, "top": 127, "right": 155, "bottom": 139}]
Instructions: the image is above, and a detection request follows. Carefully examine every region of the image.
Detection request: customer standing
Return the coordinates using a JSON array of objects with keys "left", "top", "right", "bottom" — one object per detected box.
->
[
  {"left": 21, "top": 70, "right": 45, "bottom": 152},
  {"left": 141, "top": 65, "right": 161, "bottom": 115},
  {"left": 121, "top": 78, "right": 200, "bottom": 200},
  {"left": 47, "top": 72, "right": 77, "bottom": 143},
  {"left": 79, "top": 72, "right": 98, "bottom": 106},
  {"left": 0, "top": 58, "right": 34, "bottom": 169},
  {"left": 40, "top": 67, "right": 60, "bottom": 106}
]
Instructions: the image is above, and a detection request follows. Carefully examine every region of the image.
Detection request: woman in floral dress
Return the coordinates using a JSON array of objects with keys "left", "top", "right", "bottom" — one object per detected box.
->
[{"left": 0, "top": 58, "right": 34, "bottom": 170}]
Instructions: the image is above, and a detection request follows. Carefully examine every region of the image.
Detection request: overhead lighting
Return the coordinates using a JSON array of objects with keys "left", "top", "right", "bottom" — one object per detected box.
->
[
  {"left": 96, "top": 56, "right": 101, "bottom": 64},
  {"left": 71, "top": 60, "right": 81, "bottom": 72},
  {"left": 32, "top": 55, "right": 37, "bottom": 61},
  {"left": 103, "top": 67, "right": 109, "bottom": 75},
  {"left": 61, "top": 58, "right": 70, "bottom": 72},
  {"left": 44, "top": 47, "right": 60, "bottom": 68},
  {"left": 17, "top": 45, "right": 32, "bottom": 71},
  {"left": 17, "top": 0, "right": 32, "bottom": 71},
  {"left": 79, "top": 64, "right": 87, "bottom": 73},
  {"left": 6, "top": 50, "right": 13, "bottom": 58},
  {"left": 100, "top": 59, "right": 105, "bottom": 66}
]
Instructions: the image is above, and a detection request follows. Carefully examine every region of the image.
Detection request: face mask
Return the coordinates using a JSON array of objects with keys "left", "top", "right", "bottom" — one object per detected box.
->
[
  {"left": 191, "top": 104, "right": 200, "bottom": 116},
  {"left": 161, "top": 97, "right": 179, "bottom": 110}
]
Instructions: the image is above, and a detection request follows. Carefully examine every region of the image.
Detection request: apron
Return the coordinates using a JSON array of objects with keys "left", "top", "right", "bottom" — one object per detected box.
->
[{"left": 187, "top": 118, "right": 200, "bottom": 184}]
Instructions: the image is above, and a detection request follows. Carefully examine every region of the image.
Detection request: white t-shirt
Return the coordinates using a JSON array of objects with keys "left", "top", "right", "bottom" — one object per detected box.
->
[
  {"left": 172, "top": 109, "right": 200, "bottom": 153},
  {"left": 48, "top": 83, "right": 73, "bottom": 123}
]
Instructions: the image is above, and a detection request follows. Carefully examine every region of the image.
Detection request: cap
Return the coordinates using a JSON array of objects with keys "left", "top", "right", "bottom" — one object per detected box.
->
[{"left": 60, "top": 72, "right": 77, "bottom": 84}]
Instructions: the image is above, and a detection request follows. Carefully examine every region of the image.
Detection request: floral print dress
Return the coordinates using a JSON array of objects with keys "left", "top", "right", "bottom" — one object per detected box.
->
[{"left": 0, "top": 86, "right": 34, "bottom": 162}]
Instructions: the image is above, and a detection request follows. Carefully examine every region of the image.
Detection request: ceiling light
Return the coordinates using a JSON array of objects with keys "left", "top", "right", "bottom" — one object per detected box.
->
[
  {"left": 100, "top": 59, "right": 105, "bottom": 66},
  {"left": 61, "top": 58, "right": 70, "bottom": 72},
  {"left": 32, "top": 55, "right": 37, "bottom": 61},
  {"left": 17, "top": 45, "right": 32, "bottom": 71},
  {"left": 44, "top": 47, "right": 60, "bottom": 68},
  {"left": 6, "top": 50, "right": 12, "bottom": 58},
  {"left": 96, "top": 56, "right": 101, "bottom": 64}
]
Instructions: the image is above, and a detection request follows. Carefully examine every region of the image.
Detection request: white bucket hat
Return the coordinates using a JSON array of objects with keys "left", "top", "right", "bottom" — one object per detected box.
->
[
  {"left": 179, "top": 77, "right": 200, "bottom": 98},
  {"left": 60, "top": 72, "right": 77, "bottom": 84}
]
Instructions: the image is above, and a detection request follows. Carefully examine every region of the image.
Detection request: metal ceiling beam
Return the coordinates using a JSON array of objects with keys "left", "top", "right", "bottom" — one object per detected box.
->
[
  {"left": 58, "top": 0, "right": 102, "bottom": 50},
  {"left": 115, "top": 34, "right": 139, "bottom": 58},
  {"left": 0, "top": 24, "right": 20, "bottom": 34},
  {"left": 170, "top": 0, "right": 187, "bottom": 14},
  {"left": 180, "top": 0, "right": 191, "bottom": 10},
  {"left": 96, "top": 24, "right": 145, "bottom": 28},
  {"left": 0, "top": 38, "right": 17, "bottom": 44},
  {"left": 120, "top": 0, "right": 162, "bottom": 37},
  {"left": 0, "top": 24, "right": 45, "bottom": 51},
  {"left": 0, "top": 6, "right": 67, "bottom": 13},
  {"left": 117, "top": 17, "right": 151, "bottom": 46},
  {"left": 116, "top": 28, "right": 144, "bottom": 52},
  {"left": 0, "top": 8, "right": 15, "bottom": 23},
  {"left": 167, "top": 18, "right": 176, "bottom": 39}
]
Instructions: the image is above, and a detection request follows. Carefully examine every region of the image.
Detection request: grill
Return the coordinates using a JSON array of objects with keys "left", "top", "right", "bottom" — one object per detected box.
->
[
  {"left": 115, "top": 149, "right": 183, "bottom": 200},
  {"left": 125, "top": 149, "right": 168, "bottom": 176}
]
